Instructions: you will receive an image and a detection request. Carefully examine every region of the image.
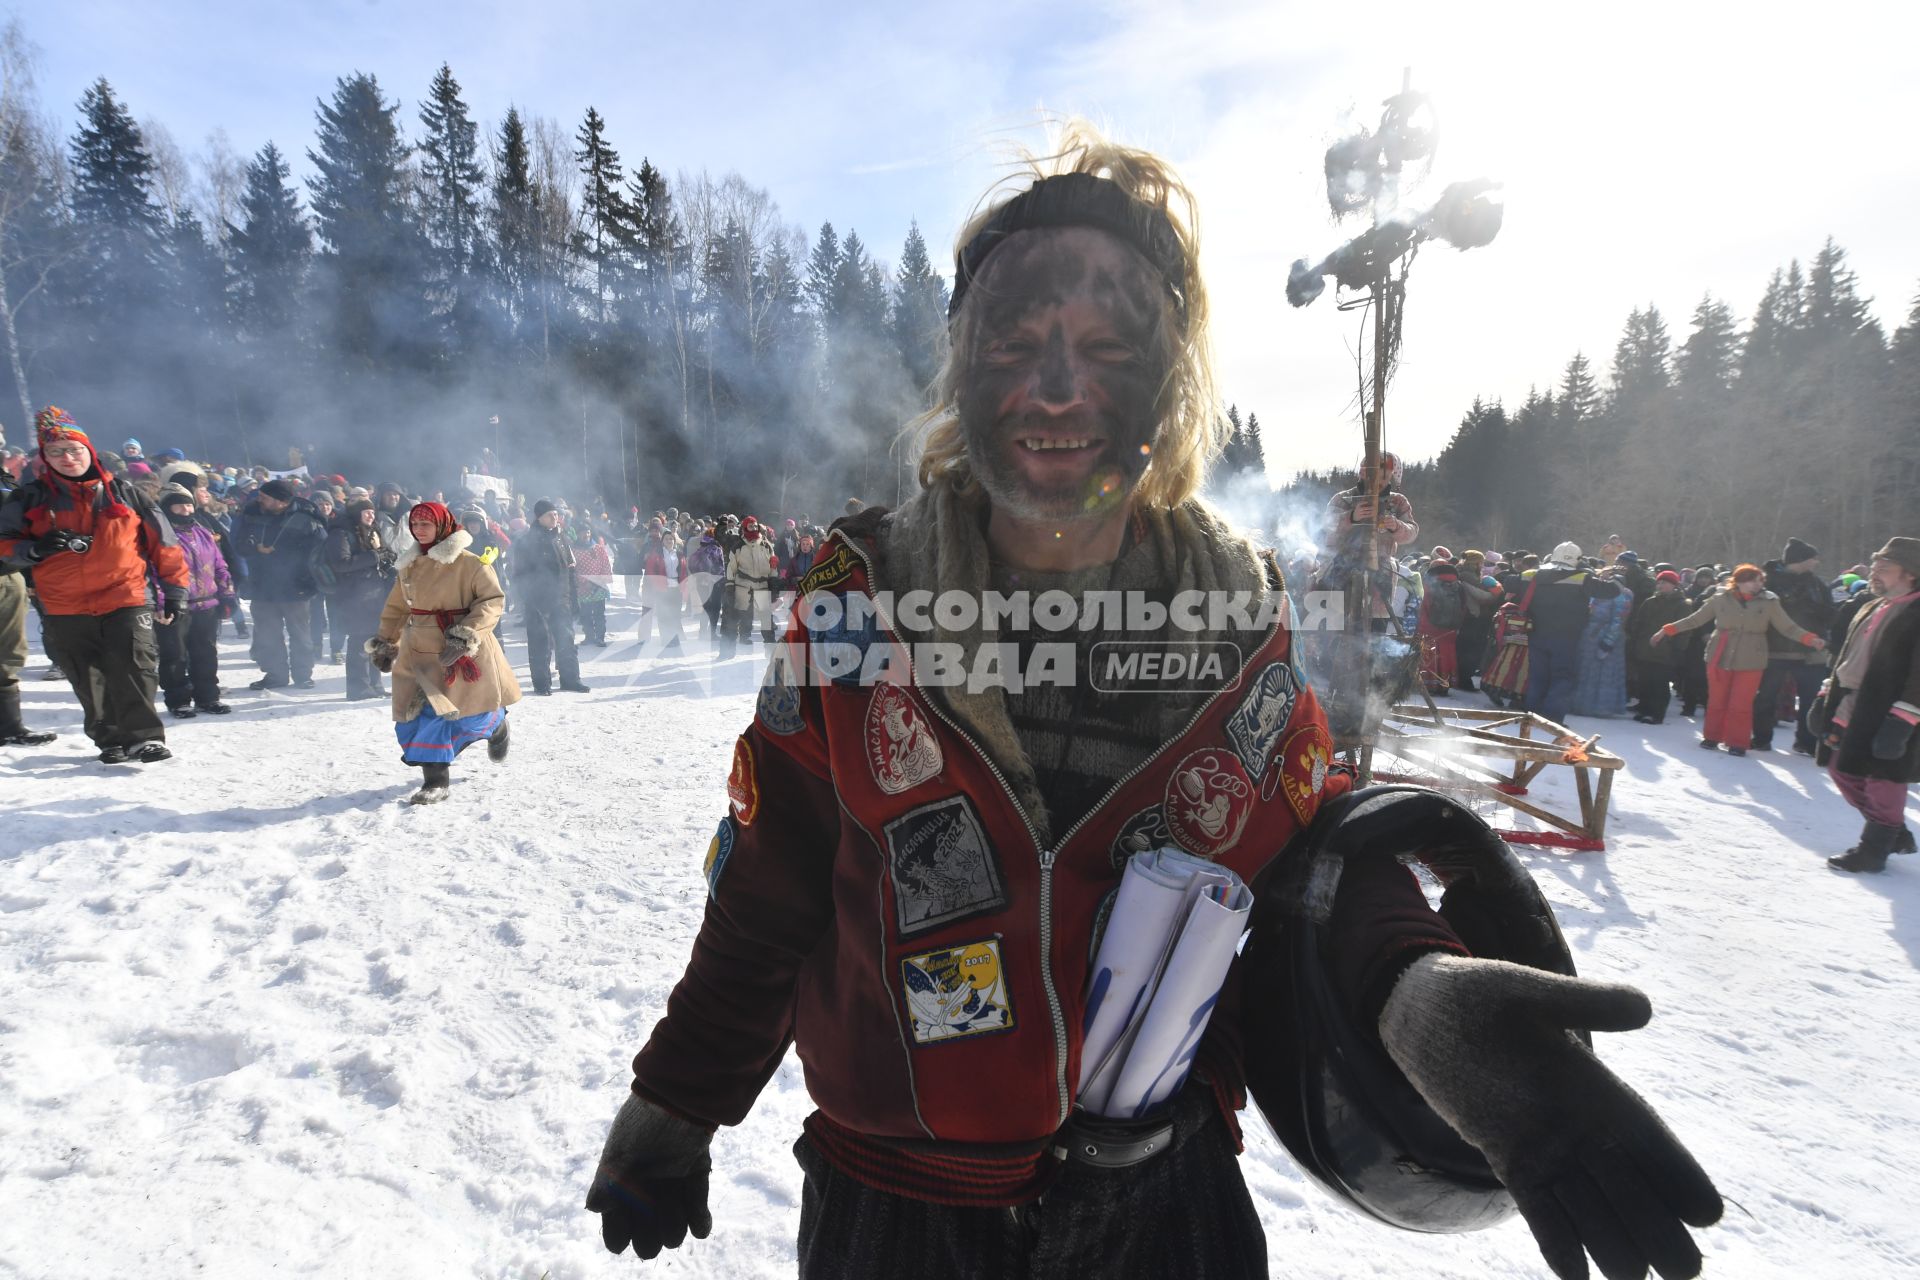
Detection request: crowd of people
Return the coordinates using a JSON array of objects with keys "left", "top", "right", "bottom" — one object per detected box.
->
[
  {"left": 0, "top": 406, "right": 861, "bottom": 798},
  {"left": 1306, "top": 464, "right": 1917, "bottom": 874}
]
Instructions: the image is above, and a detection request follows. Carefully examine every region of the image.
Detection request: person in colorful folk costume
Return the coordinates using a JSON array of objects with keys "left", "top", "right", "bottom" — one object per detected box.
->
[
  {"left": 587, "top": 130, "right": 1721, "bottom": 1280},
  {"left": 0, "top": 407, "right": 188, "bottom": 762},
  {"left": 366, "top": 502, "right": 519, "bottom": 805}
]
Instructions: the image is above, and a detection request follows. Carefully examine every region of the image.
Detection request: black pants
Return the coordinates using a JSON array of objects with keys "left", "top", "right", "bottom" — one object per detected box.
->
[
  {"left": 250, "top": 598, "right": 314, "bottom": 682},
  {"left": 339, "top": 587, "right": 388, "bottom": 696},
  {"left": 1636, "top": 662, "right": 1676, "bottom": 721},
  {"left": 157, "top": 608, "right": 223, "bottom": 709},
  {"left": 44, "top": 606, "right": 165, "bottom": 748},
  {"left": 579, "top": 597, "right": 607, "bottom": 645},
  {"left": 1751, "top": 659, "right": 1824, "bottom": 750},
  {"left": 794, "top": 1086, "right": 1266, "bottom": 1280},
  {"left": 523, "top": 599, "right": 579, "bottom": 691},
  {"left": 309, "top": 592, "right": 347, "bottom": 656}
]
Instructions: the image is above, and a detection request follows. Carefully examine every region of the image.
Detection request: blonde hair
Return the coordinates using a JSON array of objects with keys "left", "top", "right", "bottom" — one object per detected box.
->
[{"left": 908, "top": 121, "right": 1220, "bottom": 511}]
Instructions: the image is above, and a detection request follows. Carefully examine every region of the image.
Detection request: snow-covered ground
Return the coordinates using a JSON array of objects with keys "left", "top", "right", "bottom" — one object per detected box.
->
[{"left": 3, "top": 599, "right": 1917, "bottom": 1279}]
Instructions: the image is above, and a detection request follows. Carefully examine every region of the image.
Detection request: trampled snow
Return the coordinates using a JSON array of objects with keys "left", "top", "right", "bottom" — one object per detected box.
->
[{"left": 2, "top": 602, "right": 1916, "bottom": 1279}]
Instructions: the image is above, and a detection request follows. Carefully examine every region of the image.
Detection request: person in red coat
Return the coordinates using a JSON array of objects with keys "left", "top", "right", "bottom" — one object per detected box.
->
[{"left": 0, "top": 407, "right": 188, "bottom": 762}]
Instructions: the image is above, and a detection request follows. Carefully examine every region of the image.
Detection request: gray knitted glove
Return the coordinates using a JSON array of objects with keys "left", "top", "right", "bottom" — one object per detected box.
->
[
  {"left": 584, "top": 1092, "right": 714, "bottom": 1260},
  {"left": 1380, "top": 954, "right": 1722, "bottom": 1280}
]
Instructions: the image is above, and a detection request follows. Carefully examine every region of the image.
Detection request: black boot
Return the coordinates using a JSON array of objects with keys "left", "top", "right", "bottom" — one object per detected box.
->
[
  {"left": 0, "top": 686, "right": 56, "bottom": 745},
  {"left": 1895, "top": 827, "right": 1917, "bottom": 855},
  {"left": 409, "top": 762, "right": 452, "bottom": 805},
  {"left": 1830, "top": 822, "right": 1899, "bottom": 874},
  {"left": 487, "top": 717, "right": 510, "bottom": 762}
]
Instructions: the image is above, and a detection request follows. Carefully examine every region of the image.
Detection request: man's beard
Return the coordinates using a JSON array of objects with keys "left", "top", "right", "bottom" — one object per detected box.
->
[{"left": 960, "top": 407, "right": 1156, "bottom": 522}]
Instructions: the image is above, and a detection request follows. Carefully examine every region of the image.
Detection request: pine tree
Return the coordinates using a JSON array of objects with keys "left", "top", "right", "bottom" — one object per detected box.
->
[
  {"left": 417, "top": 64, "right": 485, "bottom": 278},
  {"left": 1609, "top": 304, "right": 1671, "bottom": 413},
  {"left": 890, "top": 221, "right": 947, "bottom": 394},
  {"left": 1805, "top": 238, "right": 1870, "bottom": 340},
  {"left": 227, "top": 140, "right": 310, "bottom": 335},
  {"left": 489, "top": 108, "right": 538, "bottom": 333},
  {"left": 67, "top": 78, "right": 166, "bottom": 304},
  {"left": 804, "top": 221, "right": 839, "bottom": 323},
  {"left": 307, "top": 72, "right": 423, "bottom": 362},
  {"left": 1675, "top": 293, "right": 1739, "bottom": 397},
  {"left": 1558, "top": 351, "right": 1600, "bottom": 423},
  {"left": 572, "top": 106, "right": 630, "bottom": 323},
  {"left": 626, "top": 158, "right": 679, "bottom": 325}
]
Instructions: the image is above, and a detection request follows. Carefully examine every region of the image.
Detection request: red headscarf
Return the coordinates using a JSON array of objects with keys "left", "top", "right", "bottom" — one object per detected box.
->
[{"left": 408, "top": 501, "right": 458, "bottom": 547}]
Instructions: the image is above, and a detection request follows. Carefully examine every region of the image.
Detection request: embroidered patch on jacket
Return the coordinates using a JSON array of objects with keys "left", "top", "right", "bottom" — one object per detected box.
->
[
  {"left": 865, "top": 683, "right": 943, "bottom": 794},
  {"left": 1274, "top": 722, "right": 1333, "bottom": 822},
  {"left": 703, "top": 816, "right": 737, "bottom": 897},
  {"left": 726, "top": 736, "right": 760, "bottom": 825},
  {"left": 798, "top": 543, "right": 856, "bottom": 597},
  {"left": 1223, "top": 660, "right": 1298, "bottom": 779},
  {"left": 1164, "top": 747, "right": 1254, "bottom": 858},
  {"left": 756, "top": 658, "right": 805, "bottom": 736},
  {"left": 900, "top": 938, "right": 1014, "bottom": 1045},
  {"left": 1110, "top": 803, "right": 1175, "bottom": 872},
  {"left": 807, "top": 590, "right": 881, "bottom": 686},
  {"left": 884, "top": 796, "right": 1007, "bottom": 937}
]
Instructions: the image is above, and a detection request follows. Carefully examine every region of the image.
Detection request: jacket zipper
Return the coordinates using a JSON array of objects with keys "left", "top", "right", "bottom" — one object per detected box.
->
[{"left": 826, "top": 529, "right": 1283, "bottom": 1126}]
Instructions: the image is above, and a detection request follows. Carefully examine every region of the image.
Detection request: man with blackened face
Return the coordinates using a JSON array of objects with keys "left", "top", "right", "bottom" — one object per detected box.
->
[
  {"left": 588, "top": 131, "right": 1722, "bottom": 1280},
  {"left": 957, "top": 224, "right": 1171, "bottom": 534}
]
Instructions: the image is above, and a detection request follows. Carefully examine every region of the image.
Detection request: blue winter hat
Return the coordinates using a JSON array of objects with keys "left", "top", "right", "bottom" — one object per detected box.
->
[
  {"left": 121, "top": 437, "right": 142, "bottom": 453},
  {"left": 153, "top": 447, "right": 186, "bottom": 463},
  {"left": 1614, "top": 550, "right": 1640, "bottom": 566}
]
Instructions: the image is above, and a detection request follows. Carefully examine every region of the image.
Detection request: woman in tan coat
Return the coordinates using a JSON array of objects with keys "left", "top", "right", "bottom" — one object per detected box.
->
[
  {"left": 367, "top": 502, "right": 522, "bottom": 804},
  {"left": 1652, "top": 563, "right": 1823, "bottom": 754}
]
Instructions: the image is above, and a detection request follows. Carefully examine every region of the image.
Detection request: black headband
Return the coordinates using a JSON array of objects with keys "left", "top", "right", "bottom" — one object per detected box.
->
[{"left": 947, "top": 172, "right": 1188, "bottom": 326}]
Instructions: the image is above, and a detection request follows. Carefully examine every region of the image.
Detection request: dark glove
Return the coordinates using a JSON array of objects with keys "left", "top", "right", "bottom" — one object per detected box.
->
[
  {"left": 218, "top": 594, "right": 238, "bottom": 620},
  {"left": 1380, "top": 954, "right": 1722, "bottom": 1280},
  {"left": 1597, "top": 641, "right": 1615, "bottom": 656},
  {"left": 162, "top": 587, "right": 189, "bottom": 618},
  {"left": 585, "top": 1092, "right": 714, "bottom": 1259},
  {"left": 365, "top": 636, "right": 398, "bottom": 674},
  {"left": 1872, "top": 716, "right": 1916, "bottom": 761},
  {"left": 30, "top": 529, "right": 74, "bottom": 560}
]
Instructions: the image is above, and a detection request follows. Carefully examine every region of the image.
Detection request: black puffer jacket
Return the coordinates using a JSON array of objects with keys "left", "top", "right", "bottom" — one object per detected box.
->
[
  {"left": 1763, "top": 560, "right": 1837, "bottom": 660},
  {"left": 231, "top": 496, "right": 327, "bottom": 602}
]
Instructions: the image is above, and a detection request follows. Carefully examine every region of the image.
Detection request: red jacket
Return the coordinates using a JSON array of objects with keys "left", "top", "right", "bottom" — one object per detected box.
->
[
  {"left": 0, "top": 471, "right": 187, "bottom": 615},
  {"left": 631, "top": 525, "right": 1462, "bottom": 1205}
]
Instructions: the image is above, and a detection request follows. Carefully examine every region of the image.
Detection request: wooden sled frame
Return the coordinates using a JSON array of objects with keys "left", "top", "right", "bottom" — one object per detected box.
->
[{"left": 1364, "top": 703, "right": 1625, "bottom": 851}]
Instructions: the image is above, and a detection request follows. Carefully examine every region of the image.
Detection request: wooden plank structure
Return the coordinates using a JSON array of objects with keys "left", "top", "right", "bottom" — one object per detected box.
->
[{"left": 1368, "top": 702, "right": 1624, "bottom": 850}]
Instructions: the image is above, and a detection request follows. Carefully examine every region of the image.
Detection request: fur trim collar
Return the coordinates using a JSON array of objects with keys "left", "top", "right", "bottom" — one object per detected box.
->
[
  {"left": 394, "top": 527, "right": 473, "bottom": 570},
  {"left": 873, "top": 485, "right": 1271, "bottom": 844}
]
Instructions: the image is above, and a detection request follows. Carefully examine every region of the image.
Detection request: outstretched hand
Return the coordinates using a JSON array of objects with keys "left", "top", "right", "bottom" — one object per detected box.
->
[{"left": 1380, "top": 955, "right": 1723, "bottom": 1280}]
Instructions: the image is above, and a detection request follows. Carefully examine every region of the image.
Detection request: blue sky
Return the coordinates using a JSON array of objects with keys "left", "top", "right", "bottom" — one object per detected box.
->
[{"left": 16, "top": 0, "right": 1920, "bottom": 477}]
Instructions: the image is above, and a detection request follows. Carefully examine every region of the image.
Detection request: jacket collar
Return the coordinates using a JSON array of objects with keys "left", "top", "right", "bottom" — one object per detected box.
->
[{"left": 394, "top": 527, "right": 472, "bottom": 570}]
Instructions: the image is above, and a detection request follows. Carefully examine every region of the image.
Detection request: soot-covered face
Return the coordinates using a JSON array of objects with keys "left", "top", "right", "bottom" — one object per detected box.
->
[{"left": 957, "top": 226, "right": 1172, "bottom": 522}]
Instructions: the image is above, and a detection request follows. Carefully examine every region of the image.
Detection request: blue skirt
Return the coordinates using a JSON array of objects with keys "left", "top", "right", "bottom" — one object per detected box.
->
[{"left": 396, "top": 706, "right": 505, "bottom": 764}]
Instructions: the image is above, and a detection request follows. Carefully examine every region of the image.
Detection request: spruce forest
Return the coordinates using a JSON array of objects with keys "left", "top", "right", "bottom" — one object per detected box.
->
[
  {"left": 1285, "top": 246, "right": 1920, "bottom": 566},
  {"left": 0, "top": 51, "right": 952, "bottom": 515},
  {"left": 1, "top": 32, "right": 1912, "bottom": 555}
]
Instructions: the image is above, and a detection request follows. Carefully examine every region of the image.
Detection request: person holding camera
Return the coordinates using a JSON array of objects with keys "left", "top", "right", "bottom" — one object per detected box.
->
[
  {"left": 328, "top": 496, "right": 394, "bottom": 701},
  {"left": 0, "top": 407, "right": 188, "bottom": 763}
]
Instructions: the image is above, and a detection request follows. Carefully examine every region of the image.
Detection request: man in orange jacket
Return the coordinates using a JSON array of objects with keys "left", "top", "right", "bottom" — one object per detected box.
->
[{"left": 0, "top": 407, "right": 188, "bottom": 763}]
